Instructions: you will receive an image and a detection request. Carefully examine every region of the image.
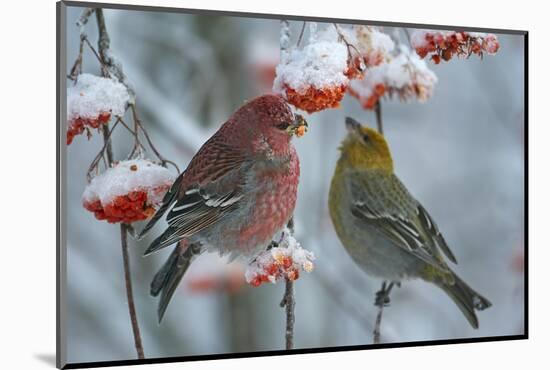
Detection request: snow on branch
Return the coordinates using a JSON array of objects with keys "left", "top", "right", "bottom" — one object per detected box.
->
[
  {"left": 245, "top": 227, "right": 315, "bottom": 287},
  {"left": 67, "top": 73, "right": 130, "bottom": 144},
  {"left": 273, "top": 23, "right": 397, "bottom": 114},
  {"left": 411, "top": 30, "right": 500, "bottom": 63},
  {"left": 349, "top": 45, "right": 437, "bottom": 110}
]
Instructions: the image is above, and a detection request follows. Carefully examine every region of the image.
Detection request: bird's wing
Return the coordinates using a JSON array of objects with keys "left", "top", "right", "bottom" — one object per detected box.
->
[
  {"left": 348, "top": 170, "right": 455, "bottom": 270},
  {"left": 143, "top": 140, "right": 249, "bottom": 256}
]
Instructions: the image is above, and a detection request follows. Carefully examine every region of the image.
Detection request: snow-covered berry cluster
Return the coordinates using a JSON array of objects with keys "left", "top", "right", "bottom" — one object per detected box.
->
[
  {"left": 67, "top": 73, "right": 130, "bottom": 144},
  {"left": 343, "top": 26, "right": 395, "bottom": 79},
  {"left": 82, "top": 159, "right": 175, "bottom": 224},
  {"left": 245, "top": 228, "right": 315, "bottom": 287},
  {"left": 411, "top": 30, "right": 500, "bottom": 64},
  {"left": 273, "top": 39, "right": 350, "bottom": 113},
  {"left": 348, "top": 46, "right": 437, "bottom": 109},
  {"left": 273, "top": 24, "right": 395, "bottom": 113}
]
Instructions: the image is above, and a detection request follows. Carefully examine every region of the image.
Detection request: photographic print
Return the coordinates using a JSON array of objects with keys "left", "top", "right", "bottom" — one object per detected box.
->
[{"left": 57, "top": 1, "right": 527, "bottom": 368}]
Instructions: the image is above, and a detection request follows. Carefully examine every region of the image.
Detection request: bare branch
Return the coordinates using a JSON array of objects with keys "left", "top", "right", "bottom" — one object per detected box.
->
[
  {"left": 279, "top": 217, "right": 296, "bottom": 350},
  {"left": 375, "top": 101, "right": 383, "bottom": 134},
  {"left": 120, "top": 223, "right": 145, "bottom": 359},
  {"left": 373, "top": 281, "right": 394, "bottom": 344},
  {"left": 296, "top": 21, "right": 306, "bottom": 47}
]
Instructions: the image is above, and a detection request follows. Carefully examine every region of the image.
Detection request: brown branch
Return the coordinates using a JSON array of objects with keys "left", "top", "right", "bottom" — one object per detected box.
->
[
  {"left": 120, "top": 223, "right": 145, "bottom": 359},
  {"left": 333, "top": 23, "right": 363, "bottom": 72},
  {"left": 94, "top": 8, "right": 145, "bottom": 359},
  {"left": 278, "top": 217, "right": 296, "bottom": 350},
  {"left": 373, "top": 281, "right": 394, "bottom": 344},
  {"left": 280, "top": 278, "right": 295, "bottom": 350},
  {"left": 296, "top": 21, "right": 306, "bottom": 47},
  {"left": 375, "top": 101, "right": 383, "bottom": 134}
]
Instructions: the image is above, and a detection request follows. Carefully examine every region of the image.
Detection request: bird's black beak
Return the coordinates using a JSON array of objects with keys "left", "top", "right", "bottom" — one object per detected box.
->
[
  {"left": 345, "top": 116, "right": 362, "bottom": 134},
  {"left": 288, "top": 114, "right": 308, "bottom": 137}
]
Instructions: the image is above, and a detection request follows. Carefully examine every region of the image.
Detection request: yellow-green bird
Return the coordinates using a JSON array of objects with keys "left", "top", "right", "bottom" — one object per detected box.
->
[{"left": 328, "top": 117, "right": 491, "bottom": 329}]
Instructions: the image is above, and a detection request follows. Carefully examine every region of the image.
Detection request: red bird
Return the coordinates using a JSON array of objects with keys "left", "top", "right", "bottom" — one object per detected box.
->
[{"left": 139, "top": 94, "right": 308, "bottom": 322}]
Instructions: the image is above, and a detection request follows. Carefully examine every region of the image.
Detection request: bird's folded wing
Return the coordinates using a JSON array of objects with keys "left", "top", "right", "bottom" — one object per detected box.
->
[
  {"left": 143, "top": 140, "right": 249, "bottom": 255},
  {"left": 348, "top": 171, "right": 454, "bottom": 270}
]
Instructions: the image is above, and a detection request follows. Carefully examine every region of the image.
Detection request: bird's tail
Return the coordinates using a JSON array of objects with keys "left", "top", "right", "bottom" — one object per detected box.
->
[
  {"left": 434, "top": 271, "right": 492, "bottom": 329},
  {"left": 151, "top": 242, "right": 201, "bottom": 323}
]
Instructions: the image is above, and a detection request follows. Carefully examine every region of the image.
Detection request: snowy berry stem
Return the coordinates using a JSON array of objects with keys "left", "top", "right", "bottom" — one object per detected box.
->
[
  {"left": 120, "top": 223, "right": 145, "bottom": 359},
  {"left": 374, "top": 101, "right": 384, "bottom": 134},
  {"left": 373, "top": 281, "right": 394, "bottom": 344},
  {"left": 280, "top": 278, "right": 295, "bottom": 350},
  {"left": 94, "top": 8, "right": 145, "bottom": 359},
  {"left": 279, "top": 217, "right": 296, "bottom": 350}
]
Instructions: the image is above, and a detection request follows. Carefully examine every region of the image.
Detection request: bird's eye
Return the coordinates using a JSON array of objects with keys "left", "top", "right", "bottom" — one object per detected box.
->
[
  {"left": 362, "top": 133, "right": 370, "bottom": 142},
  {"left": 276, "top": 122, "right": 290, "bottom": 130}
]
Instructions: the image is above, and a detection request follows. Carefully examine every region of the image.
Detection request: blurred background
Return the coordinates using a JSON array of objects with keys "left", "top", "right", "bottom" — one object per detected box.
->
[{"left": 64, "top": 6, "right": 525, "bottom": 364}]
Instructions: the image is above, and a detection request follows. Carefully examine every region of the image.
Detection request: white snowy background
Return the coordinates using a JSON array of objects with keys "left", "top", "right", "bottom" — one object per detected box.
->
[{"left": 64, "top": 7, "right": 525, "bottom": 363}]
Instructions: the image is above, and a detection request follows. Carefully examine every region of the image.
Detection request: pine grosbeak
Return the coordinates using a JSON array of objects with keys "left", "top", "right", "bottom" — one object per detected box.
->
[
  {"left": 328, "top": 117, "right": 491, "bottom": 328},
  {"left": 139, "top": 94, "right": 308, "bottom": 322}
]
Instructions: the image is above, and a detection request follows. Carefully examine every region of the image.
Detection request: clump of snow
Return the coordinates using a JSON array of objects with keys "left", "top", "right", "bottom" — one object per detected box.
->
[
  {"left": 355, "top": 26, "right": 394, "bottom": 64},
  {"left": 349, "top": 45, "right": 437, "bottom": 109},
  {"left": 245, "top": 228, "right": 315, "bottom": 287},
  {"left": 83, "top": 159, "right": 175, "bottom": 206},
  {"left": 67, "top": 73, "right": 130, "bottom": 122},
  {"left": 273, "top": 40, "right": 349, "bottom": 95}
]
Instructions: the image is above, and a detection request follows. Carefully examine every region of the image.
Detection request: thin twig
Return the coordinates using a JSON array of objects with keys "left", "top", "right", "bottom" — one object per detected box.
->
[
  {"left": 68, "top": 38, "right": 84, "bottom": 81},
  {"left": 101, "top": 124, "right": 114, "bottom": 164},
  {"left": 134, "top": 118, "right": 180, "bottom": 172},
  {"left": 128, "top": 104, "right": 145, "bottom": 159},
  {"left": 373, "top": 281, "right": 394, "bottom": 344},
  {"left": 120, "top": 223, "right": 145, "bottom": 359},
  {"left": 278, "top": 217, "right": 296, "bottom": 350},
  {"left": 95, "top": 8, "right": 135, "bottom": 99},
  {"left": 280, "top": 278, "right": 295, "bottom": 350},
  {"left": 94, "top": 8, "right": 145, "bottom": 359},
  {"left": 86, "top": 119, "right": 119, "bottom": 181},
  {"left": 403, "top": 28, "right": 412, "bottom": 47},
  {"left": 375, "top": 101, "right": 384, "bottom": 134},
  {"left": 296, "top": 21, "right": 306, "bottom": 47},
  {"left": 76, "top": 7, "right": 95, "bottom": 35}
]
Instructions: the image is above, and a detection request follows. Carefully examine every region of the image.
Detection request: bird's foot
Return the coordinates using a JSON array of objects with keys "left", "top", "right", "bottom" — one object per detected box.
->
[{"left": 374, "top": 281, "right": 396, "bottom": 307}]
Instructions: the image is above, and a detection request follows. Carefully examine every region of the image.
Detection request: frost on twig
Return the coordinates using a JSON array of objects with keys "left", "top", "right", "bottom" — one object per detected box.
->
[
  {"left": 82, "top": 159, "right": 175, "bottom": 224},
  {"left": 95, "top": 8, "right": 135, "bottom": 100},
  {"left": 411, "top": 30, "right": 500, "bottom": 64}
]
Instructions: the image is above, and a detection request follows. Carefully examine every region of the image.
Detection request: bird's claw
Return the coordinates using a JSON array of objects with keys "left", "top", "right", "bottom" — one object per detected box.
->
[{"left": 374, "top": 281, "right": 396, "bottom": 307}]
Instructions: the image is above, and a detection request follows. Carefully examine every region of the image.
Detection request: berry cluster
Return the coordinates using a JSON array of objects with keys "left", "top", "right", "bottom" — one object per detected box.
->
[
  {"left": 245, "top": 229, "right": 315, "bottom": 287},
  {"left": 348, "top": 82, "right": 386, "bottom": 110},
  {"left": 411, "top": 31, "right": 500, "bottom": 64},
  {"left": 283, "top": 85, "right": 347, "bottom": 114},
  {"left": 348, "top": 46, "right": 437, "bottom": 110},
  {"left": 345, "top": 26, "right": 395, "bottom": 79},
  {"left": 67, "top": 112, "right": 111, "bottom": 145},
  {"left": 83, "top": 187, "right": 169, "bottom": 224},
  {"left": 82, "top": 159, "right": 175, "bottom": 224},
  {"left": 67, "top": 73, "right": 130, "bottom": 145},
  {"left": 273, "top": 38, "right": 350, "bottom": 113}
]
